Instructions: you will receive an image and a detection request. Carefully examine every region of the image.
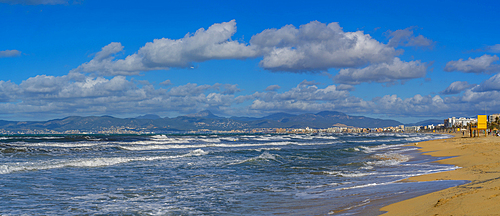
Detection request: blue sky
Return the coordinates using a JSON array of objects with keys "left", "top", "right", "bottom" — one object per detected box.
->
[{"left": 1, "top": 0, "right": 500, "bottom": 123}]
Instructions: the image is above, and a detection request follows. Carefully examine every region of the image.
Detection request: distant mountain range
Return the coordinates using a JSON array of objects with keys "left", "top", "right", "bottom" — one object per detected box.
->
[{"left": 0, "top": 110, "right": 437, "bottom": 133}]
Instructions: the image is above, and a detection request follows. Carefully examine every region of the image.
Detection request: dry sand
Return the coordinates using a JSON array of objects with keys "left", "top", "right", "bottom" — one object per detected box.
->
[{"left": 380, "top": 134, "right": 500, "bottom": 215}]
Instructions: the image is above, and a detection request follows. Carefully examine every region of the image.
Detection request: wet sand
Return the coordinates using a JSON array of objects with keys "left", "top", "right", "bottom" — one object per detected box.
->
[{"left": 380, "top": 134, "right": 500, "bottom": 215}]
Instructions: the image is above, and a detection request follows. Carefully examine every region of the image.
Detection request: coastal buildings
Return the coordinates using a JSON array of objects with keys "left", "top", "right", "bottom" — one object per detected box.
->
[
  {"left": 444, "top": 117, "right": 477, "bottom": 128},
  {"left": 489, "top": 114, "right": 500, "bottom": 123}
]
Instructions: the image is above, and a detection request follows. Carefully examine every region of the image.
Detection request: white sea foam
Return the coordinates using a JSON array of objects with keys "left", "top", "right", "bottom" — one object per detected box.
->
[
  {"left": 359, "top": 144, "right": 405, "bottom": 153},
  {"left": 252, "top": 136, "right": 291, "bottom": 141},
  {"left": 296, "top": 141, "right": 340, "bottom": 146},
  {"left": 314, "top": 136, "right": 338, "bottom": 140},
  {"left": 324, "top": 171, "right": 375, "bottom": 178},
  {"left": 198, "top": 138, "right": 221, "bottom": 143},
  {"left": 151, "top": 134, "right": 168, "bottom": 139},
  {"left": 15, "top": 142, "right": 105, "bottom": 148},
  {"left": 31, "top": 136, "right": 66, "bottom": 140},
  {"left": 251, "top": 147, "right": 282, "bottom": 152},
  {"left": 337, "top": 180, "right": 399, "bottom": 190},
  {"left": 360, "top": 165, "right": 374, "bottom": 170},
  {"left": 120, "top": 139, "right": 191, "bottom": 145},
  {"left": 348, "top": 139, "right": 378, "bottom": 143},
  {"left": 328, "top": 198, "right": 371, "bottom": 215},
  {"left": 0, "top": 149, "right": 207, "bottom": 174},
  {"left": 367, "top": 153, "right": 410, "bottom": 166},
  {"left": 118, "top": 141, "right": 299, "bottom": 151},
  {"left": 228, "top": 152, "right": 281, "bottom": 165}
]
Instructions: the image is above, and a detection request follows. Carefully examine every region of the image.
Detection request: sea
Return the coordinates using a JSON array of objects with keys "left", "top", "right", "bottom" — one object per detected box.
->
[{"left": 0, "top": 133, "right": 467, "bottom": 215}]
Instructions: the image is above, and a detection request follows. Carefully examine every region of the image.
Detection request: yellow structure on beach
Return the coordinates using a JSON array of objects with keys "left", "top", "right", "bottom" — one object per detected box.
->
[
  {"left": 470, "top": 115, "right": 488, "bottom": 137},
  {"left": 478, "top": 115, "right": 487, "bottom": 130}
]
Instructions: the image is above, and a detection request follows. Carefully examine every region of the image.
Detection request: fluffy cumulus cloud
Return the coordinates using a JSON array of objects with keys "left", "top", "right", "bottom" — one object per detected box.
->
[
  {"left": 2, "top": 73, "right": 500, "bottom": 119},
  {"left": 159, "top": 80, "right": 172, "bottom": 86},
  {"left": 440, "top": 81, "right": 476, "bottom": 95},
  {"left": 264, "top": 85, "right": 280, "bottom": 91},
  {"left": 0, "top": 81, "right": 20, "bottom": 102},
  {"left": 0, "top": 73, "right": 245, "bottom": 118},
  {"left": 245, "top": 81, "right": 371, "bottom": 113},
  {"left": 0, "top": 50, "right": 21, "bottom": 58},
  {"left": 472, "top": 73, "right": 500, "bottom": 92},
  {"left": 386, "top": 27, "right": 434, "bottom": 48},
  {"left": 247, "top": 85, "right": 500, "bottom": 118},
  {"left": 75, "top": 20, "right": 403, "bottom": 75},
  {"left": 74, "top": 20, "right": 259, "bottom": 76},
  {"left": 0, "top": 0, "right": 69, "bottom": 5},
  {"left": 336, "top": 84, "right": 355, "bottom": 91},
  {"left": 444, "top": 54, "right": 500, "bottom": 74},
  {"left": 371, "top": 94, "right": 451, "bottom": 116},
  {"left": 334, "top": 57, "right": 428, "bottom": 85},
  {"left": 251, "top": 21, "right": 398, "bottom": 72}
]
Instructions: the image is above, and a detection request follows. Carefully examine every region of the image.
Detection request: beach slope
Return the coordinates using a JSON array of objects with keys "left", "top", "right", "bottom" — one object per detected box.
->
[{"left": 380, "top": 135, "right": 500, "bottom": 215}]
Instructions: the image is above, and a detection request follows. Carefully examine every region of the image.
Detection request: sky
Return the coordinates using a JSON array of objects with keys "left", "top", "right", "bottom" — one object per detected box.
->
[{"left": 1, "top": 0, "right": 500, "bottom": 123}]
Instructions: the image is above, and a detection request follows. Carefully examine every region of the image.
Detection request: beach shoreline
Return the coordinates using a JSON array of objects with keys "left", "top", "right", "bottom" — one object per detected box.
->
[{"left": 379, "top": 133, "right": 500, "bottom": 215}]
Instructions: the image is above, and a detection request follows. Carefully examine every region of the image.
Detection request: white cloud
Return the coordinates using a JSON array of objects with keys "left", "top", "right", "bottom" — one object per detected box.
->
[
  {"left": 472, "top": 73, "right": 500, "bottom": 92},
  {"left": 386, "top": 27, "right": 434, "bottom": 48},
  {"left": 370, "top": 94, "right": 452, "bottom": 117},
  {"left": 264, "top": 85, "right": 280, "bottom": 91},
  {"left": 0, "top": 0, "right": 68, "bottom": 5},
  {"left": 0, "top": 81, "right": 20, "bottom": 102},
  {"left": 485, "top": 44, "right": 500, "bottom": 53},
  {"left": 74, "top": 20, "right": 259, "bottom": 76},
  {"left": 336, "top": 84, "right": 355, "bottom": 91},
  {"left": 73, "top": 42, "right": 163, "bottom": 76},
  {"left": 247, "top": 82, "right": 366, "bottom": 113},
  {"left": 159, "top": 80, "right": 172, "bottom": 86},
  {"left": 440, "top": 81, "right": 476, "bottom": 95},
  {"left": 2, "top": 73, "right": 500, "bottom": 120},
  {"left": 0, "top": 73, "right": 245, "bottom": 119},
  {"left": 473, "top": 44, "right": 500, "bottom": 53},
  {"left": 0, "top": 50, "right": 21, "bottom": 58},
  {"left": 444, "top": 54, "right": 500, "bottom": 74},
  {"left": 334, "top": 57, "right": 427, "bottom": 85},
  {"left": 252, "top": 21, "right": 398, "bottom": 72},
  {"left": 74, "top": 20, "right": 433, "bottom": 80},
  {"left": 219, "top": 84, "right": 241, "bottom": 94}
]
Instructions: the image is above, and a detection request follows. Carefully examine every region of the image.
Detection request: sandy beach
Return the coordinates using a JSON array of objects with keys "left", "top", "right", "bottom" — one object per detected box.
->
[{"left": 380, "top": 134, "right": 500, "bottom": 215}]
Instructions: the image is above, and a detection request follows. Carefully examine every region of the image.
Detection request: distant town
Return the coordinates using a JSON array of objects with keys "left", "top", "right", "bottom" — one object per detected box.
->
[{"left": 1, "top": 113, "right": 498, "bottom": 135}]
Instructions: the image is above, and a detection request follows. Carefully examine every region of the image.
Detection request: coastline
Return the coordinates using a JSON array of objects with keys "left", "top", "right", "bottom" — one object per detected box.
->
[{"left": 380, "top": 133, "right": 500, "bottom": 215}]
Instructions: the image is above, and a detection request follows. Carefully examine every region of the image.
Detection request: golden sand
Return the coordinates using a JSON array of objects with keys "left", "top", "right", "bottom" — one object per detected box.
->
[{"left": 380, "top": 134, "right": 500, "bottom": 215}]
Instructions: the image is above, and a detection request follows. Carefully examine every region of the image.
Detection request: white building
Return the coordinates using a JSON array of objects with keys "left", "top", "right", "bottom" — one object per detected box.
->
[
  {"left": 445, "top": 117, "right": 477, "bottom": 128},
  {"left": 489, "top": 114, "right": 500, "bottom": 123}
]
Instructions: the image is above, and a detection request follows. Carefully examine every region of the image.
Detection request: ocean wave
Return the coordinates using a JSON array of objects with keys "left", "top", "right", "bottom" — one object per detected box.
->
[
  {"left": 228, "top": 152, "right": 282, "bottom": 165},
  {"left": 367, "top": 153, "right": 411, "bottom": 166},
  {"left": 118, "top": 141, "right": 300, "bottom": 151},
  {"left": 358, "top": 144, "right": 405, "bottom": 153},
  {"left": 313, "top": 136, "right": 338, "bottom": 140},
  {"left": 15, "top": 142, "right": 105, "bottom": 148},
  {"left": 151, "top": 134, "right": 168, "bottom": 139},
  {"left": 0, "top": 136, "right": 66, "bottom": 140},
  {"left": 337, "top": 180, "right": 399, "bottom": 190},
  {"left": 324, "top": 171, "right": 376, "bottom": 178},
  {"left": 342, "top": 147, "right": 361, "bottom": 152},
  {"left": 0, "top": 149, "right": 207, "bottom": 174},
  {"left": 252, "top": 136, "right": 291, "bottom": 141},
  {"left": 250, "top": 147, "right": 282, "bottom": 152}
]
